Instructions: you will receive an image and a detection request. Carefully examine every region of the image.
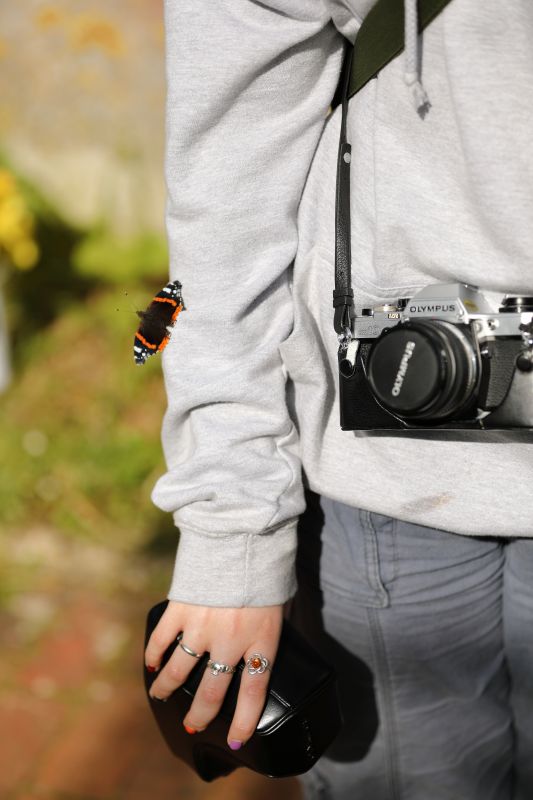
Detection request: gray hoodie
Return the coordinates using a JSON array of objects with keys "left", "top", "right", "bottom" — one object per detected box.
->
[{"left": 151, "top": 0, "right": 533, "bottom": 608}]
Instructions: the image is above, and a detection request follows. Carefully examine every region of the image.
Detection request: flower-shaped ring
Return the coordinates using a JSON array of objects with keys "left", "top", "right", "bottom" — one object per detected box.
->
[{"left": 246, "top": 653, "right": 271, "bottom": 675}]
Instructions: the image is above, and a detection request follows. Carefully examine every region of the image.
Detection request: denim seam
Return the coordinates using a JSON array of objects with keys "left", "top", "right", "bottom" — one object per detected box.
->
[
  {"left": 384, "top": 515, "right": 398, "bottom": 589},
  {"left": 361, "top": 509, "right": 390, "bottom": 608},
  {"left": 320, "top": 502, "right": 383, "bottom": 606},
  {"left": 367, "top": 605, "right": 403, "bottom": 800},
  {"left": 391, "top": 517, "right": 398, "bottom": 586}
]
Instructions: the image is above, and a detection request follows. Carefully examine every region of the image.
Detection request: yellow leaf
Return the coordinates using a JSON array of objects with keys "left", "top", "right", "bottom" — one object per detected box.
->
[
  {"left": 70, "top": 14, "right": 125, "bottom": 56},
  {"left": 11, "top": 239, "right": 40, "bottom": 270},
  {"left": 35, "top": 6, "right": 63, "bottom": 30},
  {"left": 0, "top": 197, "right": 32, "bottom": 243},
  {"left": 0, "top": 169, "right": 16, "bottom": 199}
]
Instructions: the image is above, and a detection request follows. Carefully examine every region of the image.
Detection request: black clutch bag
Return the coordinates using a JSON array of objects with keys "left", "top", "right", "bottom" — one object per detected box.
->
[{"left": 143, "top": 599, "right": 343, "bottom": 782}]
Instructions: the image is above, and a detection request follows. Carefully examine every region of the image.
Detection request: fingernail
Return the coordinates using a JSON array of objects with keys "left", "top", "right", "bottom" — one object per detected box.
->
[
  {"left": 229, "top": 739, "right": 242, "bottom": 750},
  {"left": 146, "top": 664, "right": 159, "bottom": 673},
  {"left": 152, "top": 695, "right": 167, "bottom": 702},
  {"left": 183, "top": 724, "right": 197, "bottom": 734}
]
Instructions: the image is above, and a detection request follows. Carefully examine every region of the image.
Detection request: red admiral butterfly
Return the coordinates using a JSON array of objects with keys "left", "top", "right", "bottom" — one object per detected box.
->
[{"left": 134, "top": 280, "right": 185, "bottom": 365}]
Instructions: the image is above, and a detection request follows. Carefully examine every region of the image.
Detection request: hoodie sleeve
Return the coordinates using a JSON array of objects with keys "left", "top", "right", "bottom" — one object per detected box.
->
[{"left": 150, "top": 0, "right": 345, "bottom": 607}]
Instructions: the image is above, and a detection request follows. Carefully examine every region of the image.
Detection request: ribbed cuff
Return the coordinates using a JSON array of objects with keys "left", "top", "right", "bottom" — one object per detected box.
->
[{"left": 166, "top": 519, "right": 299, "bottom": 607}]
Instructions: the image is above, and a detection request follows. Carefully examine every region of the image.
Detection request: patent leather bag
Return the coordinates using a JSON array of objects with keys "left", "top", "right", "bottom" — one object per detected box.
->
[{"left": 143, "top": 599, "right": 342, "bottom": 781}]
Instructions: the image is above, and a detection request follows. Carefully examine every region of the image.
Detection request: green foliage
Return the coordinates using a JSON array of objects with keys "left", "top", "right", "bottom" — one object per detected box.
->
[
  {"left": 0, "top": 283, "right": 176, "bottom": 555},
  {"left": 72, "top": 226, "right": 168, "bottom": 284},
  {"left": 0, "top": 166, "right": 176, "bottom": 557}
]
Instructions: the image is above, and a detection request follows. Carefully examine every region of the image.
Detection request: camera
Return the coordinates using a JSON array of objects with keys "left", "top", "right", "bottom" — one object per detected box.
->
[{"left": 338, "top": 283, "right": 533, "bottom": 431}]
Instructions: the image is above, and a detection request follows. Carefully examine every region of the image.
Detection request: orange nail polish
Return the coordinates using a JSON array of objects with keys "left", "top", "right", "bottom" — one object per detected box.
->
[{"left": 183, "top": 724, "right": 197, "bottom": 734}]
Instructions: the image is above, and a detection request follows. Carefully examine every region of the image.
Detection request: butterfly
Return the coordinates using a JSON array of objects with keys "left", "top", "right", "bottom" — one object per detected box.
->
[{"left": 133, "top": 280, "right": 185, "bottom": 365}]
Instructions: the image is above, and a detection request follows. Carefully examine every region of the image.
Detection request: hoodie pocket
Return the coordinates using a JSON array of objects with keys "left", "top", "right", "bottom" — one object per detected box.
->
[
  {"left": 277, "top": 249, "right": 331, "bottom": 382},
  {"left": 278, "top": 321, "right": 307, "bottom": 382}
]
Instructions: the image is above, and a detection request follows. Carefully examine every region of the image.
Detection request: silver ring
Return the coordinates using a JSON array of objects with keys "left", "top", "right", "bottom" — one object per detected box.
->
[
  {"left": 206, "top": 659, "right": 237, "bottom": 676},
  {"left": 176, "top": 632, "right": 203, "bottom": 659},
  {"left": 246, "top": 653, "right": 271, "bottom": 675},
  {"left": 180, "top": 642, "right": 203, "bottom": 658}
]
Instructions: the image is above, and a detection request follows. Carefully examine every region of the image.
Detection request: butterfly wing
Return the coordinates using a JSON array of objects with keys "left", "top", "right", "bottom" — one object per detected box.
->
[{"left": 134, "top": 281, "right": 184, "bottom": 365}]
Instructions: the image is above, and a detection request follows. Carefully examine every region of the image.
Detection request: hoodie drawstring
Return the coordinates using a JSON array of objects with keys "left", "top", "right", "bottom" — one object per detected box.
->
[{"left": 403, "top": 0, "right": 431, "bottom": 116}]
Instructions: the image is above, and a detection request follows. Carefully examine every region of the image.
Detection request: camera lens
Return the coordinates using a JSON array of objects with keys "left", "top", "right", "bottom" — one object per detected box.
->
[
  {"left": 366, "top": 320, "right": 479, "bottom": 421},
  {"left": 500, "top": 296, "right": 533, "bottom": 313}
]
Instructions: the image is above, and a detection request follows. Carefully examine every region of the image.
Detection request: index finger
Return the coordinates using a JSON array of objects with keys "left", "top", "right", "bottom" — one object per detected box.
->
[{"left": 144, "top": 603, "right": 183, "bottom": 672}]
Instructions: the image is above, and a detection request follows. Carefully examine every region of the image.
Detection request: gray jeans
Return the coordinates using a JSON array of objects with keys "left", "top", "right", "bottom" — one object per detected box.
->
[{"left": 286, "top": 489, "right": 533, "bottom": 800}]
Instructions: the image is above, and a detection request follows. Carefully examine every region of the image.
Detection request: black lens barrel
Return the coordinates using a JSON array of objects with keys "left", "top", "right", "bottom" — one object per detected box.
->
[{"left": 367, "top": 320, "right": 479, "bottom": 421}]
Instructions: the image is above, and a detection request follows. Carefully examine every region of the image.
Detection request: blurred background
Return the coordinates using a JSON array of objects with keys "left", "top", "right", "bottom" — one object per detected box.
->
[{"left": 0, "top": 3, "right": 301, "bottom": 797}]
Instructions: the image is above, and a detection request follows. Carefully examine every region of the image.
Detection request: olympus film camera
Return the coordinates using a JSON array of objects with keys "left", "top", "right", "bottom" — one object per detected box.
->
[{"left": 338, "top": 283, "right": 533, "bottom": 431}]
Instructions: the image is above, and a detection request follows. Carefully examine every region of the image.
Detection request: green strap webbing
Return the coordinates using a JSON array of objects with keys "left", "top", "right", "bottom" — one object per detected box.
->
[{"left": 345, "top": 0, "right": 454, "bottom": 100}]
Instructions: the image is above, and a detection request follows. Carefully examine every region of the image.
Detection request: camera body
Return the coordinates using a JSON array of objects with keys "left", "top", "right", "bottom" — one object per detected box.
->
[{"left": 338, "top": 283, "right": 533, "bottom": 431}]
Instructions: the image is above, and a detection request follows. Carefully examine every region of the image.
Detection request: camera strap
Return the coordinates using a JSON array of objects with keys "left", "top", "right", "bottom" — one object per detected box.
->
[{"left": 332, "top": 0, "right": 454, "bottom": 339}]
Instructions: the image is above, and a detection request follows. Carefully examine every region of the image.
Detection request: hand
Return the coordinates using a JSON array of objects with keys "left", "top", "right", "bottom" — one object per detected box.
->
[{"left": 144, "top": 600, "right": 283, "bottom": 750}]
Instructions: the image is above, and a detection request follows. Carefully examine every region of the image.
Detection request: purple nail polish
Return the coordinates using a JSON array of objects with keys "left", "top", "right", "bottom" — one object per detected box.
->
[{"left": 229, "top": 739, "right": 242, "bottom": 750}]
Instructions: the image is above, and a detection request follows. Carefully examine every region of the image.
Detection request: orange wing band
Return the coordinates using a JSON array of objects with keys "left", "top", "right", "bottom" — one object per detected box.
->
[
  {"left": 136, "top": 332, "right": 158, "bottom": 350},
  {"left": 158, "top": 335, "right": 170, "bottom": 353},
  {"left": 171, "top": 303, "right": 184, "bottom": 322}
]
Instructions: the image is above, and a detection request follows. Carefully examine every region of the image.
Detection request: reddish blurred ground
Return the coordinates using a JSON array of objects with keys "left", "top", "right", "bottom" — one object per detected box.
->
[{"left": 0, "top": 535, "right": 303, "bottom": 800}]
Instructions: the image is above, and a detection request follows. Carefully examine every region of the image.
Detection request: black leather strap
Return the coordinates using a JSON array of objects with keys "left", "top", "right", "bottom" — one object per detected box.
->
[
  {"left": 332, "top": 0, "right": 454, "bottom": 336},
  {"left": 333, "top": 43, "right": 354, "bottom": 338}
]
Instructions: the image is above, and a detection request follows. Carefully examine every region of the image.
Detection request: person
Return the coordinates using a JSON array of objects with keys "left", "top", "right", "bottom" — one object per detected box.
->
[{"left": 144, "top": 1, "right": 533, "bottom": 798}]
